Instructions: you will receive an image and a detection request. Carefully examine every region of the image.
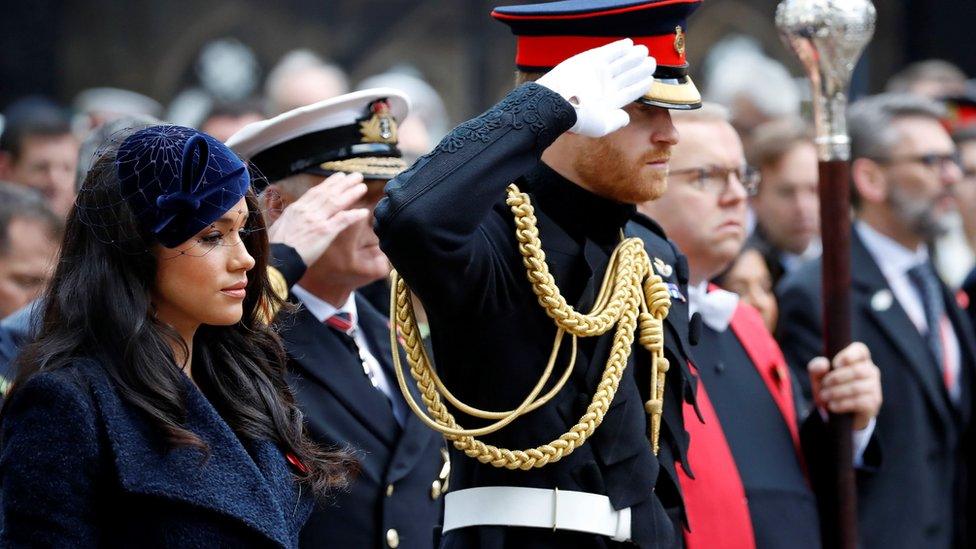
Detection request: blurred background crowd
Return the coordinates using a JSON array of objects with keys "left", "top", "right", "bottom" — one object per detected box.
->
[
  {"left": 2, "top": 0, "right": 976, "bottom": 546},
  {"left": 2, "top": 0, "right": 976, "bottom": 332}
]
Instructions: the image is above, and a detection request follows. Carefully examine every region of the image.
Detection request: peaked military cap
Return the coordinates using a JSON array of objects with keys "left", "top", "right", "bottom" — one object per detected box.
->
[
  {"left": 492, "top": 0, "right": 703, "bottom": 110},
  {"left": 943, "top": 89, "right": 976, "bottom": 136},
  {"left": 226, "top": 88, "right": 410, "bottom": 191}
]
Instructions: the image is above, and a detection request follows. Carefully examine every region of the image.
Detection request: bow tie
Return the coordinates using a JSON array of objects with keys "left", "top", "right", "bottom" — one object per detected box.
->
[{"left": 688, "top": 284, "right": 739, "bottom": 332}]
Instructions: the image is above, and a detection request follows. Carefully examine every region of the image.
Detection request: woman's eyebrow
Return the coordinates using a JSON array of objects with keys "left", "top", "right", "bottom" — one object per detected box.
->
[{"left": 214, "top": 211, "right": 250, "bottom": 226}]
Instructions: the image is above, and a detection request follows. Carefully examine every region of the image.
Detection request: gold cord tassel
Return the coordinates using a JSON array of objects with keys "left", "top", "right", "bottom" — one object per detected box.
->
[{"left": 390, "top": 183, "right": 671, "bottom": 469}]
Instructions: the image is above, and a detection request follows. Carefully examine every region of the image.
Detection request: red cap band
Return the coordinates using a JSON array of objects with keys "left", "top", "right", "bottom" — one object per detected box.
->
[
  {"left": 515, "top": 33, "right": 686, "bottom": 69},
  {"left": 946, "top": 103, "right": 976, "bottom": 132}
]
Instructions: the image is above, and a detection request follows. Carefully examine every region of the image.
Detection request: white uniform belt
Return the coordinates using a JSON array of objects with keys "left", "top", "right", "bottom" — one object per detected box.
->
[{"left": 442, "top": 486, "right": 632, "bottom": 542}]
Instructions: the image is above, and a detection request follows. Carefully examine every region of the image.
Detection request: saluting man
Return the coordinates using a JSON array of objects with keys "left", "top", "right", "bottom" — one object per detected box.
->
[
  {"left": 228, "top": 90, "right": 446, "bottom": 549},
  {"left": 375, "top": 1, "right": 704, "bottom": 547}
]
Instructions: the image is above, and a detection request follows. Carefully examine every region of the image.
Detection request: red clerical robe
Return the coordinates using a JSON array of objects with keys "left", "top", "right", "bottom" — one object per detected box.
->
[{"left": 678, "top": 300, "right": 802, "bottom": 549}]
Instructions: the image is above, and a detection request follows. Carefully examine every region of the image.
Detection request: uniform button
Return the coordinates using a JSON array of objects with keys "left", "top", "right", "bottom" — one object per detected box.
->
[
  {"left": 386, "top": 484, "right": 395, "bottom": 497},
  {"left": 386, "top": 528, "right": 400, "bottom": 548},
  {"left": 431, "top": 479, "right": 442, "bottom": 499}
]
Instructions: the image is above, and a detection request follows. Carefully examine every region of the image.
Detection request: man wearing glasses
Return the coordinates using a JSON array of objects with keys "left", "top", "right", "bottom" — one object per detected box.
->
[
  {"left": 778, "top": 93, "right": 975, "bottom": 549},
  {"left": 633, "top": 103, "right": 881, "bottom": 548}
]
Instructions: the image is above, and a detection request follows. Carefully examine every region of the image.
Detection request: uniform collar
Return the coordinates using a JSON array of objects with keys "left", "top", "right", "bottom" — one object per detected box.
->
[{"left": 523, "top": 162, "right": 636, "bottom": 244}]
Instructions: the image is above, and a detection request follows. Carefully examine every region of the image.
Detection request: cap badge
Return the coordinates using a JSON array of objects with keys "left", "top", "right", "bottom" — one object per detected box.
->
[
  {"left": 360, "top": 99, "right": 398, "bottom": 144},
  {"left": 674, "top": 26, "right": 686, "bottom": 56}
]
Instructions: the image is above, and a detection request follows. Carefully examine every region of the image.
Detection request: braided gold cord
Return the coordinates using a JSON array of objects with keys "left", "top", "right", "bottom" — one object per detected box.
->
[{"left": 390, "top": 183, "right": 671, "bottom": 469}]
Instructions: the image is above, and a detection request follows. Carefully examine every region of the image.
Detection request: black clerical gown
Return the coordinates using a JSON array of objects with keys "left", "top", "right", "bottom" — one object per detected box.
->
[
  {"left": 693, "top": 325, "right": 820, "bottom": 549},
  {"left": 375, "top": 82, "right": 694, "bottom": 548}
]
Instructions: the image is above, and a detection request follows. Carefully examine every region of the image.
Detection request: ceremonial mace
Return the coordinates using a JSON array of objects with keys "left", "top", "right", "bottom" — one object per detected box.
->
[{"left": 776, "top": 1, "right": 876, "bottom": 548}]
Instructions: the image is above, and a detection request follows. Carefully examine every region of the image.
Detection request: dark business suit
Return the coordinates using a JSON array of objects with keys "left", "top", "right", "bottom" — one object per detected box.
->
[
  {"left": 279, "top": 292, "right": 444, "bottom": 549},
  {"left": 0, "top": 358, "right": 313, "bottom": 547},
  {"left": 747, "top": 225, "right": 788, "bottom": 289},
  {"left": 376, "top": 83, "right": 694, "bottom": 548},
  {"left": 777, "top": 229, "right": 974, "bottom": 548}
]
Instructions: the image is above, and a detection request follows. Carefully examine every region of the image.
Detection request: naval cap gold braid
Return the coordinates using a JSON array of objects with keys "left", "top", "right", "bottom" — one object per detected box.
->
[{"left": 389, "top": 183, "right": 672, "bottom": 470}]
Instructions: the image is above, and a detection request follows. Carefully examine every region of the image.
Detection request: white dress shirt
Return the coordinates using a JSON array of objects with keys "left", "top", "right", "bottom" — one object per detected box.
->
[
  {"left": 856, "top": 222, "right": 961, "bottom": 402},
  {"left": 292, "top": 285, "right": 406, "bottom": 425}
]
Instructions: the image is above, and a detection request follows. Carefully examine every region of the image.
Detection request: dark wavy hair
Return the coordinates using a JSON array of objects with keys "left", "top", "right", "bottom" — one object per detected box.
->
[{"left": 4, "top": 133, "right": 355, "bottom": 497}]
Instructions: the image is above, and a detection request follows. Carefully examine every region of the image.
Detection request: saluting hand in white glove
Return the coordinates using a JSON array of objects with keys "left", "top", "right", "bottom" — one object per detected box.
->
[{"left": 536, "top": 38, "right": 657, "bottom": 138}]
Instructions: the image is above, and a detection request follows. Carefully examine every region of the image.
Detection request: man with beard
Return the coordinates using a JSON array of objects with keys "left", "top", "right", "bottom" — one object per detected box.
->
[
  {"left": 778, "top": 93, "right": 975, "bottom": 548},
  {"left": 634, "top": 103, "right": 881, "bottom": 548},
  {"left": 374, "top": 1, "right": 702, "bottom": 546}
]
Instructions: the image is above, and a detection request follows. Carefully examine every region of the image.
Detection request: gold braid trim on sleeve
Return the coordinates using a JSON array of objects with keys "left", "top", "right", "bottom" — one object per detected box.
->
[{"left": 390, "top": 183, "right": 671, "bottom": 470}]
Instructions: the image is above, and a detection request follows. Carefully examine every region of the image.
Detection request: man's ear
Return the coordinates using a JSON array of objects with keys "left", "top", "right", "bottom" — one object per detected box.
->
[
  {"left": 262, "top": 185, "right": 286, "bottom": 224},
  {"left": 851, "top": 157, "right": 887, "bottom": 205}
]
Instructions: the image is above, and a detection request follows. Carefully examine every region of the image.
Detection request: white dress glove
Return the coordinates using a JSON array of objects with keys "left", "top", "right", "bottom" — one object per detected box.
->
[{"left": 536, "top": 38, "right": 657, "bottom": 138}]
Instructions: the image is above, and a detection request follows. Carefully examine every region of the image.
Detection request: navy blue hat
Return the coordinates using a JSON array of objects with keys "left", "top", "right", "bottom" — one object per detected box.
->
[
  {"left": 492, "top": 0, "right": 703, "bottom": 110},
  {"left": 115, "top": 125, "right": 250, "bottom": 248}
]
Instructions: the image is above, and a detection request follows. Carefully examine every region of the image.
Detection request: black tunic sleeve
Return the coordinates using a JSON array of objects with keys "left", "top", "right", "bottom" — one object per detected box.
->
[
  {"left": 269, "top": 243, "right": 307, "bottom": 290},
  {"left": 374, "top": 83, "right": 575, "bottom": 314}
]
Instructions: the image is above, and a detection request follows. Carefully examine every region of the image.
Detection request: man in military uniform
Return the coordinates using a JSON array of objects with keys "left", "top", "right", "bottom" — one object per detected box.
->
[
  {"left": 227, "top": 90, "right": 446, "bottom": 549},
  {"left": 375, "top": 1, "right": 702, "bottom": 546}
]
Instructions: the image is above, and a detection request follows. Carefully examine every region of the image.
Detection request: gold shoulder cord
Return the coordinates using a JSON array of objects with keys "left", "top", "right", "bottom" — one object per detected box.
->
[{"left": 390, "top": 183, "right": 672, "bottom": 470}]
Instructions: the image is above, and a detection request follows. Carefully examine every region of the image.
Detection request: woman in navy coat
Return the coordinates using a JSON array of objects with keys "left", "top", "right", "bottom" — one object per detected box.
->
[{"left": 0, "top": 125, "right": 354, "bottom": 547}]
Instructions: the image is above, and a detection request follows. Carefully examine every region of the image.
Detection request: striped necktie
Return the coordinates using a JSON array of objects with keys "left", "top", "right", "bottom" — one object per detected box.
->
[
  {"left": 325, "top": 311, "right": 355, "bottom": 335},
  {"left": 907, "top": 262, "right": 953, "bottom": 391}
]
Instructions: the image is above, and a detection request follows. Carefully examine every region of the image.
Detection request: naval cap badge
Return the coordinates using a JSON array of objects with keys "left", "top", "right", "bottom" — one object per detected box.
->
[{"left": 359, "top": 98, "right": 398, "bottom": 144}]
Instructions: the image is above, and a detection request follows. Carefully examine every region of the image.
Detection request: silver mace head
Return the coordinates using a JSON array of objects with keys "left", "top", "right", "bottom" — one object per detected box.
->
[{"left": 776, "top": 0, "right": 876, "bottom": 161}]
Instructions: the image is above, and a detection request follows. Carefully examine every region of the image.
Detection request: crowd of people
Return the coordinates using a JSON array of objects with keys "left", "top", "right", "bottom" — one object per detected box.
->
[{"left": 0, "top": 0, "right": 975, "bottom": 547}]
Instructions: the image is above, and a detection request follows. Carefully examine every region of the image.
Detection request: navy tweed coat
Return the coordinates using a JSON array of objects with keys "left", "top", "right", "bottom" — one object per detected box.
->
[{"left": 0, "top": 358, "right": 314, "bottom": 547}]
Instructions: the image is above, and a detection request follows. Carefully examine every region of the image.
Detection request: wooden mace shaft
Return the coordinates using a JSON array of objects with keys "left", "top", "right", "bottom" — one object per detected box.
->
[{"left": 818, "top": 158, "right": 858, "bottom": 549}]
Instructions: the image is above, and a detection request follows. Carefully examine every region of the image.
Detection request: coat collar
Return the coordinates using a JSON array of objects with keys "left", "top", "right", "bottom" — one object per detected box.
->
[
  {"left": 850, "top": 231, "right": 957, "bottom": 426},
  {"left": 626, "top": 213, "right": 695, "bottom": 392},
  {"left": 279, "top": 292, "right": 437, "bottom": 484},
  {"left": 354, "top": 294, "right": 440, "bottom": 485},
  {"left": 279, "top": 301, "right": 401, "bottom": 452},
  {"left": 80, "top": 359, "right": 311, "bottom": 548}
]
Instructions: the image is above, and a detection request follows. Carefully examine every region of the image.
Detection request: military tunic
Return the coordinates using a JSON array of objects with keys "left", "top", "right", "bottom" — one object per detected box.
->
[{"left": 375, "top": 82, "right": 695, "bottom": 548}]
